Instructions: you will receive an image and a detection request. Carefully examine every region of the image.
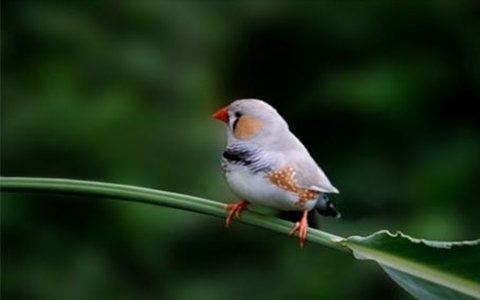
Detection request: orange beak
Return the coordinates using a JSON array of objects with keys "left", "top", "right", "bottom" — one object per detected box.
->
[{"left": 212, "top": 106, "right": 228, "bottom": 123}]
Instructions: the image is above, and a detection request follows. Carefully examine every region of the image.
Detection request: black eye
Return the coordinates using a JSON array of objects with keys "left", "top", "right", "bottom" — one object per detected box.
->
[{"left": 232, "top": 112, "right": 242, "bottom": 130}]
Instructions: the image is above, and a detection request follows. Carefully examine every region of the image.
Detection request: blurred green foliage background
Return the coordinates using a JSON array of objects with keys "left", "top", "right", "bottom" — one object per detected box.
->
[{"left": 2, "top": 2, "right": 479, "bottom": 300}]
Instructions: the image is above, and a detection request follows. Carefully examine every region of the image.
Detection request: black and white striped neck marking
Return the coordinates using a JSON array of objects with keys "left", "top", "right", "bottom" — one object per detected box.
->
[{"left": 222, "top": 147, "right": 271, "bottom": 173}]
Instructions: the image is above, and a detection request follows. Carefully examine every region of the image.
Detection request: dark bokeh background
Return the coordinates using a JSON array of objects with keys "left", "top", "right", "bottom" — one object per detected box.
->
[{"left": 2, "top": 2, "right": 479, "bottom": 300}]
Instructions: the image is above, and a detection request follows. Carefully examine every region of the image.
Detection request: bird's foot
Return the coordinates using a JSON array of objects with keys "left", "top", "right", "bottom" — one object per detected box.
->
[
  {"left": 289, "top": 209, "right": 309, "bottom": 248},
  {"left": 225, "top": 200, "right": 249, "bottom": 228}
]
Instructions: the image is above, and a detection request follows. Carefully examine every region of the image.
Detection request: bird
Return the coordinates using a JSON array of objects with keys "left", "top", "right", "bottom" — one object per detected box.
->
[{"left": 213, "top": 99, "right": 340, "bottom": 248}]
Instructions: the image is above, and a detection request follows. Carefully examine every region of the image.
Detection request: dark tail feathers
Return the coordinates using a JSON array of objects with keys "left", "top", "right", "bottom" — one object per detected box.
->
[{"left": 315, "top": 194, "right": 341, "bottom": 219}]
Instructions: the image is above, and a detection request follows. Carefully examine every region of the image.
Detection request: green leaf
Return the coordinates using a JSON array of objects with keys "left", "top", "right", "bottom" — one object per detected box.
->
[
  {"left": 0, "top": 177, "right": 348, "bottom": 252},
  {"left": 341, "top": 230, "right": 480, "bottom": 300},
  {"left": 1, "top": 177, "right": 480, "bottom": 299}
]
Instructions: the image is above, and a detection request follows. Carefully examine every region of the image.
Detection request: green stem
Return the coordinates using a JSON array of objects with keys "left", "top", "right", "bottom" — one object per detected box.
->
[{"left": 0, "top": 177, "right": 349, "bottom": 252}]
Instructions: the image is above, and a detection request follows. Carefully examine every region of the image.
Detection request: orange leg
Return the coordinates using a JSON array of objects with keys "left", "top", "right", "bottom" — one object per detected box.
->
[
  {"left": 289, "top": 209, "right": 309, "bottom": 248},
  {"left": 225, "top": 200, "right": 249, "bottom": 228}
]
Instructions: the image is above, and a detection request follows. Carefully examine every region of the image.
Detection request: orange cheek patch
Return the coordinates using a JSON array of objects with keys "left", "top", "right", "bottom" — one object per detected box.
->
[
  {"left": 233, "top": 116, "right": 264, "bottom": 139},
  {"left": 268, "top": 165, "right": 319, "bottom": 206}
]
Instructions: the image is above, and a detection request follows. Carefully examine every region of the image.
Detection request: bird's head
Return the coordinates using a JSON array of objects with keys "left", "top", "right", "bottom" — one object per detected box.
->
[{"left": 213, "top": 99, "right": 289, "bottom": 149}]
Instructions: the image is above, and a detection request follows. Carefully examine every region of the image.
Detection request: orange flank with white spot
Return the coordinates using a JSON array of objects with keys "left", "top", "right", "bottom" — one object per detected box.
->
[{"left": 268, "top": 165, "right": 319, "bottom": 207}]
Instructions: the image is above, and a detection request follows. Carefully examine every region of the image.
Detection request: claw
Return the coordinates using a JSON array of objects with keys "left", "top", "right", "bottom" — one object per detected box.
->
[
  {"left": 289, "top": 209, "right": 309, "bottom": 248},
  {"left": 225, "top": 200, "right": 249, "bottom": 228}
]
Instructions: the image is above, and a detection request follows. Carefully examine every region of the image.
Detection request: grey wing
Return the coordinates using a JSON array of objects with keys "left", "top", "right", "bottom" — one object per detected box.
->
[{"left": 289, "top": 150, "right": 339, "bottom": 194}]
